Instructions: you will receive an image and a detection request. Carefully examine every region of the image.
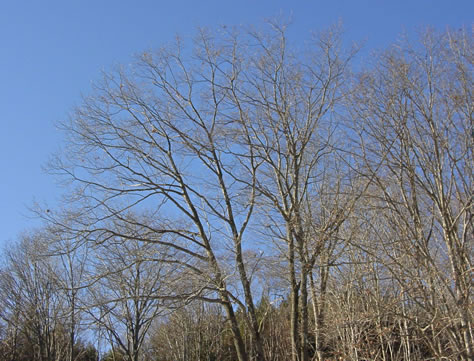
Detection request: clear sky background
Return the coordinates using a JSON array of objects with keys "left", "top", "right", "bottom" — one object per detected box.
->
[{"left": 0, "top": 0, "right": 472, "bottom": 246}]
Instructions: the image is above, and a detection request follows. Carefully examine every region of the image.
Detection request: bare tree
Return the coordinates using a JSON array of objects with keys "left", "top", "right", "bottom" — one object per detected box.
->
[
  {"left": 48, "top": 22, "right": 284, "bottom": 361},
  {"left": 83, "top": 225, "right": 171, "bottom": 361},
  {"left": 44, "top": 20, "right": 355, "bottom": 361},
  {"left": 45, "top": 225, "right": 90, "bottom": 361},
  {"left": 0, "top": 234, "right": 68, "bottom": 361},
  {"left": 232, "top": 22, "right": 358, "bottom": 361},
  {"left": 350, "top": 28, "right": 473, "bottom": 360}
]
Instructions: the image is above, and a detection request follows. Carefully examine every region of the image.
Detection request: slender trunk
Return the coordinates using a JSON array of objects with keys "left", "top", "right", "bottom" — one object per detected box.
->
[
  {"left": 300, "top": 266, "right": 309, "bottom": 361},
  {"left": 290, "top": 283, "right": 300, "bottom": 361},
  {"left": 400, "top": 287, "right": 412, "bottom": 361},
  {"left": 69, "top": 291, "right": 76, "bottom": 361},
  {"left": 310, "top": 257, "right": 329, "bottom": 361},
  {"left": 445, "top": 231, "right": 473, "bottom": 360},
  {"left": 288, "top": 232, "right": 300, "bottom": 361}
]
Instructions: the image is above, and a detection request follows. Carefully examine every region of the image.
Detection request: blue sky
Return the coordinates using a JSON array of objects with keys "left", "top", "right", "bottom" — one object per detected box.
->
[{"left": 0, "top": 0, "right": 472, "bottom": 246}]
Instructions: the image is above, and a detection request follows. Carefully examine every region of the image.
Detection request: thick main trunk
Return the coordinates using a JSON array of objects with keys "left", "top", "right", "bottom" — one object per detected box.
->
[
  {"left": 235, "top": 241, "right": 265, "bottom": 361},
  {"left": 222, "top": 299, "right": 248, "bottom": 361}
]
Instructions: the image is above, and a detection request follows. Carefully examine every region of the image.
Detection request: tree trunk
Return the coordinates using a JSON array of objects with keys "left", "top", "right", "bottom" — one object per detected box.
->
[
  {"left": 289, "top": 234, "right": 300, "bottom": 361},
  {"left": 222, "top": 299, "right": 248, "bottom": 361},
  {"left": 300, "top": 266, "right": 309, "bottom": 361}
]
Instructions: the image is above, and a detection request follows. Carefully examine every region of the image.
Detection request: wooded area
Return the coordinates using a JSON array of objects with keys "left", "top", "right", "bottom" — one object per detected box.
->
[{"left": 0, "top": 23, "right": 472, "bottom": 361}]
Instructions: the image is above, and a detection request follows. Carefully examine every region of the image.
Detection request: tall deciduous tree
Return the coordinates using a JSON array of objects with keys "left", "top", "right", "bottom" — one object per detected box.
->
[
  {"left": 48, "top": 21, "right": 356, "bottom": 361},
  {"left": 232, "top": 23, "right": 358, "bottom": 361},
  {"left": 350, "top": 28, "right": 473, "bottom": 360}
]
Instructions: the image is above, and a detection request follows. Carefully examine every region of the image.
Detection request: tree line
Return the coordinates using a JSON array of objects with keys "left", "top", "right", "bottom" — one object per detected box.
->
[{"left": 0, "top": 22, "right": 472, "bottom": 361}]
